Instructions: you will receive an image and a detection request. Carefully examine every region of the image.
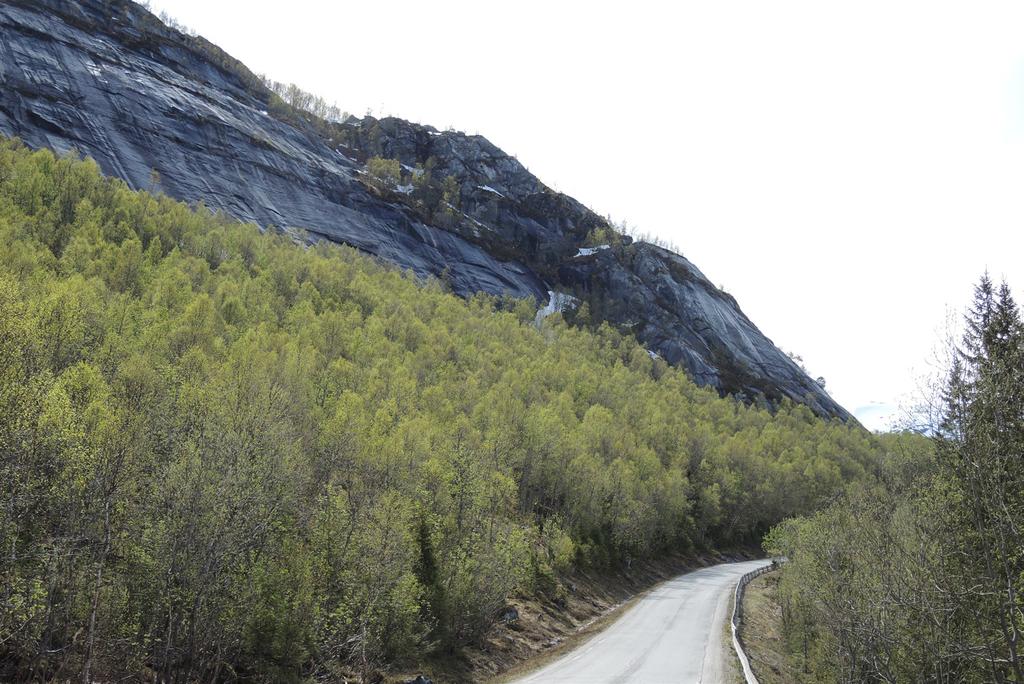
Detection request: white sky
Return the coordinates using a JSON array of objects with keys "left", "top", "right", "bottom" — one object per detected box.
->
[{"left": 147, "top": 0, "right": 1024, "bottom": 431}]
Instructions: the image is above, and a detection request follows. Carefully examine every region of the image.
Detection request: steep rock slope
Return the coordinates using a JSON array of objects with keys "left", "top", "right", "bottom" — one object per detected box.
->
[
  {"left": 0, "top": 0, "right": 543, "bottom": 300},
  {"left": 0, "top": 0, "right": 852, "bottom": 420}
]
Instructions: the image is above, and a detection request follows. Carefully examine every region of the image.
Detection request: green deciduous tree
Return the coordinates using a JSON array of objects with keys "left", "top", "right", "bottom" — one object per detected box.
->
[{"left": 0, "top": 138, "right": 883, "bottom": 681}]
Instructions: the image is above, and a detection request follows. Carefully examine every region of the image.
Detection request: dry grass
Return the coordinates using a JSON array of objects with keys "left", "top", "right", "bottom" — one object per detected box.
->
[
  {"left": 722, "top": 610, "right": 746, "bottom": 684},
  {"left": 739, "top": 572, "right": 812, "bottom": 684}
]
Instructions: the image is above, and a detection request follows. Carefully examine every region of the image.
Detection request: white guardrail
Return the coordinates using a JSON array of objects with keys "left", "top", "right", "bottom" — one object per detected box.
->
[{"left": 731, "top": 559, "right": 783, "bottom": 684}]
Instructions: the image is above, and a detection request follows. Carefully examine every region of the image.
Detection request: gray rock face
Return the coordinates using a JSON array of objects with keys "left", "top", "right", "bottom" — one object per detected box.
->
[
  {"left": 0, "top": 0, "right": 853, "bottom": 422},
  {"left": 498, "top": 606, "right": 520, "bottom": 624},
  {"left": 0, "top": 0, "right": 543, "bottom": 301},
  {"left": 334, "top": 115, "right": 608, "bottom": 267},
  {"left": 558, "top": 244, "right": 852, "bottom": 419}
]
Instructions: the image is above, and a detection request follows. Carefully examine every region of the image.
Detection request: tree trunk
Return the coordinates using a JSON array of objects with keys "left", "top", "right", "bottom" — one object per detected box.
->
[{"left": 82, "top": 500, "right": 111, "bottom": 684}]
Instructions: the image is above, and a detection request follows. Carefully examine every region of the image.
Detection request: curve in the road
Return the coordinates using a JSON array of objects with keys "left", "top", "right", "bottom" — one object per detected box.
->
[{"left": 510, "top": 559, "right": 771, "bottom": 684}]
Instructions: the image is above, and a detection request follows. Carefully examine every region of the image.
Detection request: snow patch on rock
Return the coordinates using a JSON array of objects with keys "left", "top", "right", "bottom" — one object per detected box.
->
[
  {"left": 534, "top": 290, "right": 579, "bottom": 327},
  {"left": 575, "top": 244, "right": 610, "bottom": 257},
  {"left": 477, "top": 184, "right": 505, "bottom": 198}
]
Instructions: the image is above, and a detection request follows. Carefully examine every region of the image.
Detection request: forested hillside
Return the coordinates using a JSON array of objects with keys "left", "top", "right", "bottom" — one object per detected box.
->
[
  {"left": 766, "top": 277, "right": 1024, "bottom": 682},
  {"left": 0, "top": 0, "right": 849, "bottom": 420},
  {"left": 0, "top": 139, "right": 884, "bottom": 681}
]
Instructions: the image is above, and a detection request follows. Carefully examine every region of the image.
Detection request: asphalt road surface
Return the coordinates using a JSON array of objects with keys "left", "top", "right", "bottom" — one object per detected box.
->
[{"left": 510, "top": 559, "right": 771, "bottom": 684}]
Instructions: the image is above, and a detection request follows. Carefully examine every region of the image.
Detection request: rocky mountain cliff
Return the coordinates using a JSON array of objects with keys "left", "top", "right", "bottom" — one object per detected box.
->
[{"left": 0, "top": 0, "right": 852, "bottom": 421}]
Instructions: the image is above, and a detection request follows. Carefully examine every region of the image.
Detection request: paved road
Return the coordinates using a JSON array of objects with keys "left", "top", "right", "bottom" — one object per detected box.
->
[{"left": 511, "top": 559, "right": 771, "bottom": 684}]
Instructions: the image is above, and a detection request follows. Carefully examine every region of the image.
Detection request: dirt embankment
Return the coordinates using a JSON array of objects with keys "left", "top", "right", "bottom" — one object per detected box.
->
[
  {"left": 393, "top": 548, "right": 760, "bottom": 684},
  {"left": 738, "top": 571, "right": 812, "bottom": 684}
]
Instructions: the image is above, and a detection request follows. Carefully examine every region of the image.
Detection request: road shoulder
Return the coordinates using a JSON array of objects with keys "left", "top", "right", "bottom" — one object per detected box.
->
[
  {"left": 738, "top": 571, "right": 811, "bottom": 684},
  {"left": 470, "top": 550, "right": 757, "bottom": 684}
]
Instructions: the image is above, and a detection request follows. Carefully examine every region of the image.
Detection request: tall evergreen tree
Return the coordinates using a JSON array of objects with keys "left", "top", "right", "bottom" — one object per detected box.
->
[
  {"left": 767, "top": 275, "right": 1024, "bottom": 682},
  {"left": 937, "top": 275, "right": 1022, "bottom": 680}
]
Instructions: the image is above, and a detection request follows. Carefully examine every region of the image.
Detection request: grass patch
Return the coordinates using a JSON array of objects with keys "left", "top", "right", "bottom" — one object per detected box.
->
[{"left": 740, "top": 572, "right": 813, "bottom": 684}]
